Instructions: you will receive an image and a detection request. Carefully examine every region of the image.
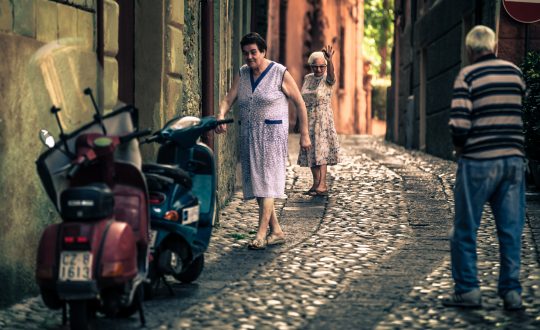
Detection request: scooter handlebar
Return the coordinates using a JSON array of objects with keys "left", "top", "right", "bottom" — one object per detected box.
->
[
  {"left": 67, "top": 162, "right": 81, "bottom": 179},
  {"left": 141, "top": 134, "right": 161, "bottom": 145},
  {"left": 119, "top": 129, "right": 152, "bottom": 144},
  {"left": 216, "top": 118, "right": 234, "bottom": 125}
]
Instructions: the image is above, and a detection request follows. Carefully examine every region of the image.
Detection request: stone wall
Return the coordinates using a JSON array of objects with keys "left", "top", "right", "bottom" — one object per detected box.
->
[
  {"left": 214, "top": 0, "right": 250, "bottom": 211},
  {"left": 498, "top": 9, "right": 540, "bottom": 67},
  {"left": 182, "top": 0, "right": 201, "bottom": 117},
  {"left": 268, "top": 0, "right": 367, "bottom": 135}
]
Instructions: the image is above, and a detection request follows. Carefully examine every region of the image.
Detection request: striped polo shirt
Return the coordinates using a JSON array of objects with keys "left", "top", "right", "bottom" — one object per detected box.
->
[{"left": 449, "top": 54, "right": 526, "bottom": 159}]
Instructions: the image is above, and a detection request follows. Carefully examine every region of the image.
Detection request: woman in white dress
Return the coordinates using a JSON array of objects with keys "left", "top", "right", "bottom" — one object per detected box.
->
[{"left": 215, "top": 32, "right": 311, "bottom": 250}]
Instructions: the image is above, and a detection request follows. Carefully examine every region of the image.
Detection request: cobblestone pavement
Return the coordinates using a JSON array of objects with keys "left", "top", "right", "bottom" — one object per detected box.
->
[{"left": 1, "top": 135, "right": 539, "bottom": 329}]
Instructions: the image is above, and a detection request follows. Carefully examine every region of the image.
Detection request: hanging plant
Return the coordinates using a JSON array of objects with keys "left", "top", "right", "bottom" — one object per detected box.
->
[{"left": 521, "top": 51, "right": 540, "bottom": 160}]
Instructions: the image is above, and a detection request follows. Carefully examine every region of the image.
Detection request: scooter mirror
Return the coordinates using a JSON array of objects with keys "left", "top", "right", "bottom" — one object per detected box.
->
[{"left": 39, "top": 129, "right": 55, "bottom": 148}]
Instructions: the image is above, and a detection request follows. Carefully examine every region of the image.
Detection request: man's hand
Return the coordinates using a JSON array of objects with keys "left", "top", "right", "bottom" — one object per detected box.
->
[{"left": 453, "top": 146, "right": 463, "bottom": 158}]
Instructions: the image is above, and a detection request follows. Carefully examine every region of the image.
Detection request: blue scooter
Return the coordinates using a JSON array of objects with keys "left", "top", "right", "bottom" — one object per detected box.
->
[{"left": 141, "top": 116, "right": 233, "bottom": 295}]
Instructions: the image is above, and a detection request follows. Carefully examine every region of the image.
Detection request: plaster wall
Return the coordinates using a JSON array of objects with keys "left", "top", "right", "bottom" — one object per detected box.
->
[
  {"left": 0, "top": 0, "right": 250, "bottom": 307},
  {"left": 283, "top": 0, "right": 365, "bottom": 135},
  {"left": 0, "top": 0, "right": 100, "bottom": 307}
]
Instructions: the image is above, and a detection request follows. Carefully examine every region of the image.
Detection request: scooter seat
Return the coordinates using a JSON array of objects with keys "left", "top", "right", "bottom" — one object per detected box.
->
[
  {"left": 142, "top": 163, "right": 192, "bottom": 189},
  {"left": 145, "top": 173, "right": 174, "bottom": 192}
]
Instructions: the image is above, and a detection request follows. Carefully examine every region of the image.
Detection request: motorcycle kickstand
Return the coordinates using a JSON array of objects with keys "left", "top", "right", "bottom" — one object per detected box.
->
[
  {"left": 160, "top": 275, "right": 175, "bottom": 296},
  {"left": 137, "top": 286, "right": 146, "bottom": 327},
  {"left": 62, "top": 301, "right": 67, "bottom": 325}
]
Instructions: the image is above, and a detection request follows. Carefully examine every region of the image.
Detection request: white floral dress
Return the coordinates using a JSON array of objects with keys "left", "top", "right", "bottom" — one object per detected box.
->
[
  {"left": 237, "top": 62, "right": 289, "bottom": 200},
  {"left": 297, "top": 73, "right": 340, "bottom": 167}
]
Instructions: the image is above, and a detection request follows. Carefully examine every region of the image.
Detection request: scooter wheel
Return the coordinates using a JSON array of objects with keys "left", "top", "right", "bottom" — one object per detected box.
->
[
  {"left": 39, "top": 288, "right": 62, "bottom": 310},
  {"left": 117, "top": 285, "right": 143, "bottom": 318},
  {"left": 69, "top": 300, "right": 89, "bottom": 330},
  {"left": 173, "top": 254, "right": 204, "bottom": 283}
]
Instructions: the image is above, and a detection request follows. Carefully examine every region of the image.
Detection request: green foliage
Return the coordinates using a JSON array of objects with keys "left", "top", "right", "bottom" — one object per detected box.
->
[
  {"left": 521, "top": 51, "right": 540, "bottom": 159},
  {"left": 363, "top": 0, "right": 394, "bottom": 78},
  {"left": 371, "top": 81, "right": 390, "bottom": 120},
  {"left": 228, "top": 233, "right": 248, "bottom": 240}
]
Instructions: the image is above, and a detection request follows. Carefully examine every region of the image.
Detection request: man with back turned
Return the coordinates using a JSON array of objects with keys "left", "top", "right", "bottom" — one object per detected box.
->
[{"left": 443, "top": 25, "right": 527, "bottom": 311}]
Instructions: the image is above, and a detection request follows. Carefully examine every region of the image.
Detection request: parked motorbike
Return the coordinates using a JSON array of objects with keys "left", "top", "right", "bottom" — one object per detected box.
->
[
  {"left": 141, "top": 116, "right": 233, "bottom": 295},
  {"left": 35, "top": 88, "right": 151, "bottom": 330}
]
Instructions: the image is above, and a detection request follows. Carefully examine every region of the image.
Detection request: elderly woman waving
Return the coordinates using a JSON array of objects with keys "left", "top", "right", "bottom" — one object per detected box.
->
[
  {"left": 298, "top": 45, "right": 341, "bottom": 196},
  {"left": 216, "top": 32, "right": 311, "bottom": 250}
]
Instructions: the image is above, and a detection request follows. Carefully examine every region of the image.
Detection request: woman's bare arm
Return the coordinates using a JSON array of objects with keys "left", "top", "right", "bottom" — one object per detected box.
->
[
  {"left": 216, "top": 74, "right": 240, "bottom": 134},
  {"left": 282, "top": 71, "right": 311, "bottom": 150}
]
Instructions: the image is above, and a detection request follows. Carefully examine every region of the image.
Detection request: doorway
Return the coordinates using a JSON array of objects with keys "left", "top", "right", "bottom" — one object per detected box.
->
[{"left": 115, "top": 0, "right": 135, "bottom": 105}]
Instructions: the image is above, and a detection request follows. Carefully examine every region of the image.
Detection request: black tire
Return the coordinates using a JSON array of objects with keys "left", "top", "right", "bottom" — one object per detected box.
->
[
  {"left": 173, "top": 254, "right": 204, "bottom": 283},
  {"left": 39, "top": 288, "right": 62, "bottom": 310},
  {"left": 69, "top": 300, "right": 89, "bottom": 330},
  {"left": 116, "top": 287, "right": 141, "bottom": 318}
]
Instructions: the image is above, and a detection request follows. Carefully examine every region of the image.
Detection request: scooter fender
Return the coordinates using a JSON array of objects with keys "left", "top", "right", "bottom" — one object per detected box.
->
[
  {"left": 152, "top": 220, "right": 197, "bottom": 250},
  {"left": 36, "top": 223, "right": 60, "bottom": 286},
  {"left": 99, "top": 221, "right": 138, "bottom": 282}
]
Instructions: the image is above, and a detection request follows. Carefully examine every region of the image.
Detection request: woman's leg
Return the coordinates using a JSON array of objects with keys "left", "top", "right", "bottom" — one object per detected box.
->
[
  {"left": 255, "top": 197, "right": 277, "bottom": 240},
  {"left": 269, "top": 206, "right": 284, "bottom": 237},
  {"left": 316, "top": 164, "right": 328, "bottom": 192},
  {"left": 310, "top": 166, "right": 321, "bottom": 190}
]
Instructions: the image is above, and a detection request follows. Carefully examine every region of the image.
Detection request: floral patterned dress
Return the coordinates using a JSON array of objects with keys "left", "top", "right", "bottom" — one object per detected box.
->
[{"left": 297, "top": 73, "right": 340, "bottom": 167}]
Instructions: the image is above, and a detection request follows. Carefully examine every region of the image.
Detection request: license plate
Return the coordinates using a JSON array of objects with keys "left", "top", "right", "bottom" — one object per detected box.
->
[
  {"left": 149, "top": 230, "right": 158, "bottom": 250},
  {"left": 59, "top": 251, "right": 93, "bottom": 281},
  {"left": 182, "top": 205, "right": 200, "bottom": 225}
]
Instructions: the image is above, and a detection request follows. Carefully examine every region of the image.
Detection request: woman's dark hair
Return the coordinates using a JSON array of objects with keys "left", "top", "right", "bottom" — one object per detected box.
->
[{"left": 240, "top": 32, "right": 267, "bottom": 53}]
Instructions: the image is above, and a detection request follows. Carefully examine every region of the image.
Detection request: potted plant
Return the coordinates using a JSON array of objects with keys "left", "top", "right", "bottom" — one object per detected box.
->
[{"left": 521, "top": 51, "right": 540, "bottom": 188}]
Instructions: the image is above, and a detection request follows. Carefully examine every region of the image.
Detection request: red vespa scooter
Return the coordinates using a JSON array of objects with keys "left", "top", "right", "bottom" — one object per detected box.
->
[{"left": 35, "top": 88, "right": 151, "bottom": 330}]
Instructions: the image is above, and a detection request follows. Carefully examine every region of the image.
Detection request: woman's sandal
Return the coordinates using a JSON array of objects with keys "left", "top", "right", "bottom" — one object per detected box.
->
[
  {"left": 309, "top": 189, "right": 328, "bottom": 196},
  {"left": 267, "top": 234, "right": 286, "bottom": 246},
  {"left": 248, "top": 238, "right": 267, "bottom": 250},
  {"left": 303, "top": 188, "right": 316, "bottom": 195}
]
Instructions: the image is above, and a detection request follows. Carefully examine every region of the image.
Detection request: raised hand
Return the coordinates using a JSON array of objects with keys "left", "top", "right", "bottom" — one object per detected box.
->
[{"left": 322, "top": 45, "right": 334, "bottom": 61}]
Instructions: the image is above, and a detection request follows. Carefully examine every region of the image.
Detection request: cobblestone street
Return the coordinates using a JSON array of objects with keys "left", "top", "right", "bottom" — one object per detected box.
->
[{"left": 1, "top": 135, "right": 539, "bottom": 329}]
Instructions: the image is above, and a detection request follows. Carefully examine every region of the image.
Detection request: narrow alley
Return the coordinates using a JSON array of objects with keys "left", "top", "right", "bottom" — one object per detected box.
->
[{"left": 1, "top": 135, "right": 539, "bottom": 329}]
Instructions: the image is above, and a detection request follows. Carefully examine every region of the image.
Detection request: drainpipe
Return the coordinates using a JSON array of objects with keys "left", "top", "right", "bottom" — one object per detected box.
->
[
  {"left": 393, "top": 15, "right": 400, "bottom": 142},
  {"left": 201, "top": 0, "right": 215, "bottom": 150},
  {"left": 525, "top": 23, "right": 529, "bottom": 60}
]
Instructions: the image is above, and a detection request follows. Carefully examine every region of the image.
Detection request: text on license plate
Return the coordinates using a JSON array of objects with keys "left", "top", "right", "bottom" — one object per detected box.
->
[
  {"left": 149, "top": 230, "right": 158, "bottom": 250},
  {"left": 59, "top": 251, "right": 93, "bottom": 281},
  {"left": 182, "top": 204, "right": 200, "bottom": 225}
]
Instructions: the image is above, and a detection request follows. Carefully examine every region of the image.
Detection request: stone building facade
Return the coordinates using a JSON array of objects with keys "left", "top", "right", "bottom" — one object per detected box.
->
[
  {"left": 0, "top": 0, "right": 250, "bottom": 307},
  {"left": 387, "top": 0, "right": 540, "bottom": 159},
  {"left": 265, "top": 0, "right": 369, "bottom": 134}
]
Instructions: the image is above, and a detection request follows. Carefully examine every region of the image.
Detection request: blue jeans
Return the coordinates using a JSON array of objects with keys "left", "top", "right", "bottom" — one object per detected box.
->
[{"left": 451, "top": 156, "right": 525, "bottom": 296}]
